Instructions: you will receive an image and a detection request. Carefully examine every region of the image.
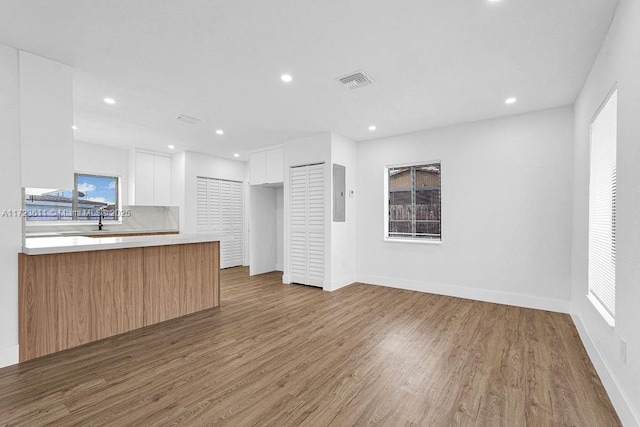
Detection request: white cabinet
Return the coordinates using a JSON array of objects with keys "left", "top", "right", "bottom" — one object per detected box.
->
[
  {"left": 265, "top": 147, "right": 284, "bottom": 183},
  {"left": 250, "top": 147, "right": 283, "bottom": 185},
  {"left": 19, "top": 51, "right": 74, "bottom": 190},
  {"left": 134, "top": 152, "right": 154, "bottom": 205},
  {"left": 250, "top": 151, "right": 266, "bottom": 185},
  {"left": 153, "top": 155, "right": 172, "bottom": 206},
  {"left": 133, "top": 151, "right": 172, "bottom": 206}
]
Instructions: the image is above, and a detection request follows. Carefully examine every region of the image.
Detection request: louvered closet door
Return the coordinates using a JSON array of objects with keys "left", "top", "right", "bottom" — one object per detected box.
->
[
  {"left": 196, "top": 178, "right": 209, "bottom": 232},
  {"left": 225, "top": 181, "right": 243, "bottom": 267},
  {"left": 289, "top": 163, "right": 324, "bottom": 287},
  {"left": 290, "top": 167, "right": 308, "bottom": 284},
  {"left": 219, "top": 180, "right": 234, "bottom": 268},
  {"left": 196, "top": 177, "right": 243, "bottom": 269},
  {"left": 208, "top": 179, "right": 221, "bottom": 234}
]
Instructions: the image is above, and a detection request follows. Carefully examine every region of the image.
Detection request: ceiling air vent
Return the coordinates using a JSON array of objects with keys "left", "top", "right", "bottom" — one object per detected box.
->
[
  {"left": 176, "top": 114, "right": 202, "bottom": 124},
  {"left": 337, "top": 71, "right": 374, "bottom": 90}
]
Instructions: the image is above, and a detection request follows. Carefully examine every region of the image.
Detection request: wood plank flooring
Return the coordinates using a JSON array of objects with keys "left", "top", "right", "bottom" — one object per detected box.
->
[{"left": 0, "top": 267, "right": 620, "bottom": 426}]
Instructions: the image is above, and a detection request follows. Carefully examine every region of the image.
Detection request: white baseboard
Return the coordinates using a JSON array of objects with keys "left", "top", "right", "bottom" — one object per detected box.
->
[
  {"left": 572, "top": 314, "right": 640, "bottom": 427},
  {"left": 249, "top": 265, "right": 280, "bottom": 277},
  {"left": 323, "top": 277, "right": 357, "bottom": 292},
  {"left": 0, "top": 344, "right": 18, "bottom": 368},
  {"left": 282, "top": 275, "right": 290, "bottom": 284},
  {"left": 357, "top": 274, "right": 570, "bottom": 314}
]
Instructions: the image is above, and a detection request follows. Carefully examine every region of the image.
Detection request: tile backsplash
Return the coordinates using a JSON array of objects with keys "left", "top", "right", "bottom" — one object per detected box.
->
[
  {"left": 121, "top": 206, "right": 179, "bottom": 231},
  {"left": 24, "top": 205, "right": 179, "bottom": 235}
]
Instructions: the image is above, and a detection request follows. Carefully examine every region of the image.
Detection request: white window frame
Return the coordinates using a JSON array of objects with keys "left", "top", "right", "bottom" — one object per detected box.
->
[
  {"left": 384, "top": 160, "right": 442, "bottom": 244},
  {"left": 587, "top": 86, "right": 617, "bottom": 328},
  {"left": 24, "top": 172, "right": 123, "bottom": 226}
]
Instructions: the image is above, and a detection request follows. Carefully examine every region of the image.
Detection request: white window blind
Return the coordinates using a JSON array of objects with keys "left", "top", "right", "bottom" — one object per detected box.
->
[{"left": 588, "top": 89, "right": 617, "bottom": 321}]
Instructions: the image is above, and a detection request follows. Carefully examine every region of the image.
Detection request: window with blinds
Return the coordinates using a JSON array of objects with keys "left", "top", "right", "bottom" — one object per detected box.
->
[
  {"left": 386, "top": 162, "right": 441, "bottom": 241},
  {"left": 588, "top": 88, "right": 617, "bottom": 325}
]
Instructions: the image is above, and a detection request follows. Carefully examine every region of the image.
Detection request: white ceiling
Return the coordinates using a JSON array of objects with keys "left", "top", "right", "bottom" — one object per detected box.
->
[{"left": 0, "top": 0, "right": 619, "bottom": 159}]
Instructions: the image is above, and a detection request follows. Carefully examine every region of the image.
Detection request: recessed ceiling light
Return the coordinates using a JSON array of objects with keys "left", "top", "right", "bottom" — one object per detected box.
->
[
  {"left": 216, "top": 129, "right": 224, "bottom": 135},
  {"left": 368, "top": 125, "right": 377, "bottom": 131},
  {"left": 233, "top": 153, "right": 240, "bottom": 158},
  {"left": 505, "top": 97, "right": 517, "bottom": 105},
  {"left": 104, "top": 98, "right": 116, "bottom": 105},
  {"left": 281, "top": 74, "right": 293, "bottom": 83},
  {"left": 168, "top": 145, "right": 175, "bottom": 149},
  {"left": 488, "top": 0, "right": 502, "bottom": 3},
  {"left": 71, "top": 125, "right": 78, "bottom": 130}
]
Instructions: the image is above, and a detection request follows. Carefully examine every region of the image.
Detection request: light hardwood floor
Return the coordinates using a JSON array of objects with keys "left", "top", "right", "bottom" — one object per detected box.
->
[{"left": 0, "top": 267, "right": 620, "bottom": 426}]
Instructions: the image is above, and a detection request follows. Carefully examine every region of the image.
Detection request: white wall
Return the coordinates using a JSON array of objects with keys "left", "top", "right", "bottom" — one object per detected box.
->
[
  {"left": 282, "top": 133, "right": 332, "bottom": 287},
  {"left": 0, "top": 44, "right": 23, "bottom": 367},
  {"left": 571, "top": 0, "right": 640, "bottom": 424},
  {"left": 74, "top": 141, "right": 130, "bottom": 205},
  {"left": 249, "top": 186, "right": 277, "bottom": 275},
  {"left": 276, "top": 187, "right": 284, "bottom": 271},
  {"left": 19, "top": 51, "right": 73, "bottom": 190},
  {"left": 356, "top": 107, "right": 574, "bottom": 312},
  {"left": 329, "top": 133, "right": 357, "bottom": 290}
]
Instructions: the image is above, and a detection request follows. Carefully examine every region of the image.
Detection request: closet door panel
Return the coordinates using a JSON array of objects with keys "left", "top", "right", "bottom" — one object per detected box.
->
[
  {"left": 289, "top": 164, "right": 324, "bottom": 287},
  {"left": 229, "top": 181, "right": 244, "bottom": 267},
  {"left": 306, "top": 164, "right": 325, "bottom": 287},
  {"left": 196, "top": 177, "right": 209, "bottom": 232},
  {"left": 196, "top": 177, "right": 243, "bottom": 269},
  {"left": 290, "top": 167, "right": 308, "bottom": 284},
  {"left": 208, "top": 179, "right": 221, "bottom": 233}
]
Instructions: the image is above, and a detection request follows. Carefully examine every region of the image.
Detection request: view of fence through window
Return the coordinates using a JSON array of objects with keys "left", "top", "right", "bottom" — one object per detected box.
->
[
  {"left": 24, "top": 174, "right": 119, "bottom": 221},
  {"left": 388, "top": 163, "right": 441, "bottom": 240}
]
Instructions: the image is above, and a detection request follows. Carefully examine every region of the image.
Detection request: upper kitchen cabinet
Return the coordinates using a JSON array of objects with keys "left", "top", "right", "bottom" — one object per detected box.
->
[
  {"left": 19, "top": 51, "right": 73, "bottom": 190},
  {"left": 153, "top": 155, "right": 172, "bottom": 206},
  {"left": 265, "top": 148, "right": 284, "bottom": 183},
  {"left": 250, "top": 146, "right": 283, "bottom": 185},
  {"left": 132, "top": 151, "right": 172, "bottom": 206},
  {"left": 250, "top": 151, "right": 266, "bottom": 185}
]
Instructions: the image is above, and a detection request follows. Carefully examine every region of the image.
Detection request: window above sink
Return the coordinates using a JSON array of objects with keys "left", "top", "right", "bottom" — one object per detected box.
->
[{"left": 25, "top": 173, "right": 121, "bottom": 222}]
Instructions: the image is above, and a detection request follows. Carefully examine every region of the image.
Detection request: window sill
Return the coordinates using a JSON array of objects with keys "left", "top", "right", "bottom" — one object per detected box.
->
[
  {"left": 384, "top": 237, "right": 442, "bottom": 245},
  {"left": 587, "top": 293, "right": 615, "bottom": 328}
]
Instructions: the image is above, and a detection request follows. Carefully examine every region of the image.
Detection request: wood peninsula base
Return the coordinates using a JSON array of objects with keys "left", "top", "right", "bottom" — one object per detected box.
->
[{"left": 19, "top": 240, "right": 220, "bottom": 362}]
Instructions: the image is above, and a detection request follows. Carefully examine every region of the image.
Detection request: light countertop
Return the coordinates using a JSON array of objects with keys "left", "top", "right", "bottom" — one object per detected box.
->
[
  {"left": 23, "top": 233, "right": 230, "bottom": 255},
  {"left": 24, "top": 229, "right": 179, "bottom": 238}
]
